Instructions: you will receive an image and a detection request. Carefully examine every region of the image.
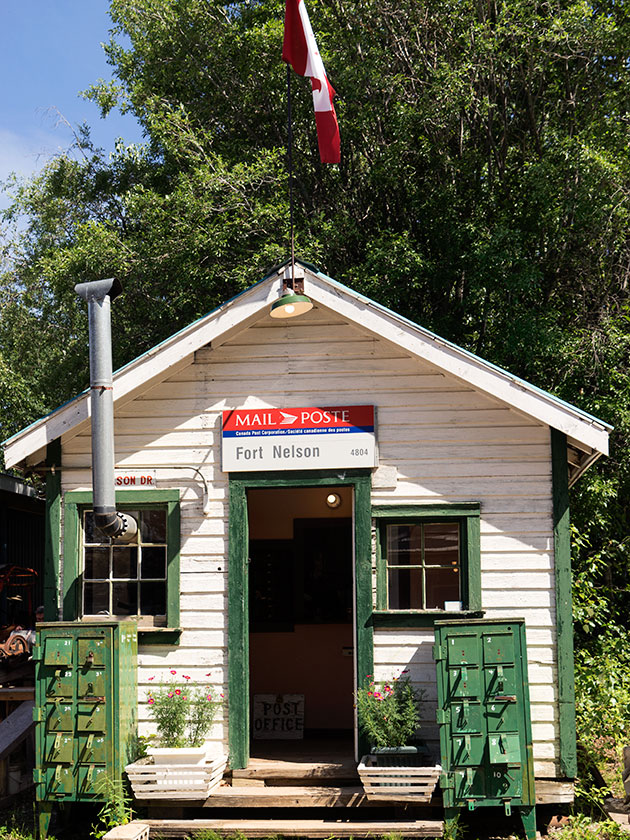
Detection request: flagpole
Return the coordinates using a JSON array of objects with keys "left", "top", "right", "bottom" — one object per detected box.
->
[{"left": 287, "top": 62, "right": 295, "bottom": 284}]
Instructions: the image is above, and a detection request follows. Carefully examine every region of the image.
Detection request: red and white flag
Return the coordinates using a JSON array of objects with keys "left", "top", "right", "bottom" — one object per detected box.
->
[{"left": 282, "top": 0, "right": 340, "bottom": 164}]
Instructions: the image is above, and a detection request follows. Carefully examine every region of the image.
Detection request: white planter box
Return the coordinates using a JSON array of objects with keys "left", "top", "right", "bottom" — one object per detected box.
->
[
  {"left": 147, "top": 747, "right": 207, "bottom": 765},
  {"left": 358, "top": 754, "right": 441, "bottom": 803},
  {"left": 125, "top": 754, "right": 228, "bottom": 800}
]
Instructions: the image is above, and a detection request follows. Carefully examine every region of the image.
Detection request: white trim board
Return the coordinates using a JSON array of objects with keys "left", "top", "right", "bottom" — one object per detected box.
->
[{"left": 3, "top": 261, "right": 610, "bottom": 472}]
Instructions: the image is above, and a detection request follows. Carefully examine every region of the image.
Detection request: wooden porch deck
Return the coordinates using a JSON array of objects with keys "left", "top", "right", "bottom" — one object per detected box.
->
[{"left": 138, "top": 738, "right": 445, "bottom": 837}]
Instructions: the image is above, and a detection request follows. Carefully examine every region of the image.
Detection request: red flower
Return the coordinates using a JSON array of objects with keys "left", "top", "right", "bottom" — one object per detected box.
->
[
  {"left": 183, "top": 675, "right": 191, "bottom": 680},
  {"left": 148, "top": 676, "right": 155, "bottom": 681},
  {"left": 174, "top": 689, "right": 181, "bottom": 695},
  {"left": 148, "top": 698, "right": 155, "bottom": 705},
  {"left": 205, "top": 672, "right": 212, "bottom": 677},
  {"left": 170, "top": 669, "right": 177, "bottom": 675}
]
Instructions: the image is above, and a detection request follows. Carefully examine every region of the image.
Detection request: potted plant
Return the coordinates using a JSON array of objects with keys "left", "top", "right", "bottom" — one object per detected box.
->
[
  {"left": 125, "top": 671, "right": 227, "bottom": 799},
  {"left": 356, "top": 671, "right": 440, "bottom": 802}
]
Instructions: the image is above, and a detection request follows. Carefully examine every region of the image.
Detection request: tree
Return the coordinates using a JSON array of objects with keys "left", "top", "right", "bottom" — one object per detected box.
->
[{"left": 1, "top": 1, "right": 629, "bottom": 656}]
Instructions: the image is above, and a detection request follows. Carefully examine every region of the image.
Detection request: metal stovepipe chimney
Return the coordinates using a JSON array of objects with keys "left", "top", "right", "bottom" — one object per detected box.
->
[{"left": 75, "top": 277, "right": 136, "bottom": 541}]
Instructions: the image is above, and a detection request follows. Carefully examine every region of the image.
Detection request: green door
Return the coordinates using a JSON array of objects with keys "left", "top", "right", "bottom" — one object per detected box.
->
[{"left": 434, "top": 619, "right": 536, "bottom": 837}]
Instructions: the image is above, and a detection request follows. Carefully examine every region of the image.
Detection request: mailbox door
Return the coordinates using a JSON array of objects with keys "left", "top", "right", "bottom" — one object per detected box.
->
[
  {"left": 435, "top": 619, "right": 535, "bottom": 813},
  {"left": 35, "top": 622, "right": 137, "bottom": 805}
]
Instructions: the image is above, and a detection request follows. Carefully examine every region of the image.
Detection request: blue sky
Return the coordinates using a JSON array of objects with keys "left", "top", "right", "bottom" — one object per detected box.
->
[{"left": 0, "top": 2, "right": 142, "bottom": 207}]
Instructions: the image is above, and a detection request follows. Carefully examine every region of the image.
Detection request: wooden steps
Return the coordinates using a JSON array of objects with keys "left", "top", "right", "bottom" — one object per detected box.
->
[
  {"left": 232, "top": 756, "right": 359, "bottom": 782},
  {"left": 139, "top": 784, "right": 374, "bottom": 808},
  {"left": 140, "top": 817, "right": 444, "bottom": 837}
]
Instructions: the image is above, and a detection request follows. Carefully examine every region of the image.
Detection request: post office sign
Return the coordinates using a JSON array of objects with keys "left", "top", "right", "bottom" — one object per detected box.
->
[
  {"left": 252, "top": 694, "right": 305, "bottom": 740},
  {"left": 221, "top": 405, "right": 376, "bottom": 472}
]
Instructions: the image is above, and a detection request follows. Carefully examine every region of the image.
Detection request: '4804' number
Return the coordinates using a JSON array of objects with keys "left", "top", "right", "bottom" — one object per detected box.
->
[{"left": 351, "top": 448, "right": 369, "bottom": 456}]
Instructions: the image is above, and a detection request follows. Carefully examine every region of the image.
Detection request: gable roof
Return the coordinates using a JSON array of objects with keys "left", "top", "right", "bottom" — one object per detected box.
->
[{"left": 3, "top": 259, "right": 611, "bottom": 484}]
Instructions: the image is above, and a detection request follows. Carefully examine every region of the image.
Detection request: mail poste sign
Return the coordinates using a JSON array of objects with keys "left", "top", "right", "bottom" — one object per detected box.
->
[{"left": 221, "top": 405, "right": 376, "bottom": 472}]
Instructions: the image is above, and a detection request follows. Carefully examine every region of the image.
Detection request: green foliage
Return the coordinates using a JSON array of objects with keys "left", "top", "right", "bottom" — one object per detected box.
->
[
  {"left": 193, "top": 833, "right": 247, "bottom": 840},
  {"left": 2, "top": 0, "right": 630, "bottom": 452},
  {"left": 549, "top": 814, "right": 627, "bottom": 840},
  {"left": 356, "top": 672, "right": 424, "bottom": 748},
  {"left": 0, "top": 827, "right": 52, "bottom": 840},
  {"left": 442, "top": 815, "right": 464, "bottom": 840},
  {"left": 147, "top": 671, "right": 222, "bottom": 748},
  {"left": 91, "top": 775, "right": 134, "bottom": 839}
]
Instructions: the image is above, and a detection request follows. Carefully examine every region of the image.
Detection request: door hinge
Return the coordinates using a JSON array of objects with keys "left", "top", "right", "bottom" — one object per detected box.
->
[
  {"left": 439, "top": 772, "right": 454, "bottom": 790},
  {"left": 432, "top": 643, "right": 446, "bottom": 661}
]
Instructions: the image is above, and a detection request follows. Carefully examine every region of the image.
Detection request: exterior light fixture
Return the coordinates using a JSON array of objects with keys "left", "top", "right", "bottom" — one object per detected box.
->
[
  {"left": 270, "top": 266, "right": 313, "bottom": 319},
  {"left": 326, "top": 492, "right": 342, "bottom": 509}
]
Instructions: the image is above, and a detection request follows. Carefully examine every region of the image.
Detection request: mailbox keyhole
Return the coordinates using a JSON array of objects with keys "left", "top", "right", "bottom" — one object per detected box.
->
[{"left": 86, "top": 651, "right": 95, "bottom": 666}]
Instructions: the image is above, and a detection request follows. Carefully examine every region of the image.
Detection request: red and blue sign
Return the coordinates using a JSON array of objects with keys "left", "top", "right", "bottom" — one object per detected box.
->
[{"left": 221, "top": 405, "right": 376, "bottom": 472}]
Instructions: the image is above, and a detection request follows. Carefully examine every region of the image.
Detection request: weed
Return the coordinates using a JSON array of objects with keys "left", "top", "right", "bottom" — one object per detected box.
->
[
  {"left": 91, "top": 775, "right": 134, "bottom": 839},
  {"left": 550, "top": 814, "right": 628, "bottom": 840}
]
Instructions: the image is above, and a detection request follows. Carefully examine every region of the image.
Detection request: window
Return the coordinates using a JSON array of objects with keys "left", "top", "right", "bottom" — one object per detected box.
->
[
  {"left": 373, "top": 504, "right": 481, "bottom": 619},
  {"left": 386, "top": 521, "right": 460, "bottom": 610},
  {"left": 63, "top": 490, "right": 180, "bottom": 631},
  {"left": 82, "top": 509, "right": 168, "bottom": 621}
]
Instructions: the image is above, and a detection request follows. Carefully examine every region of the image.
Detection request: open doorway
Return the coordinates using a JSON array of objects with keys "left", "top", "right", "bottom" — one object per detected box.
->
[{"left": 247, "top": 486, "right": 354, "bottom": 758}]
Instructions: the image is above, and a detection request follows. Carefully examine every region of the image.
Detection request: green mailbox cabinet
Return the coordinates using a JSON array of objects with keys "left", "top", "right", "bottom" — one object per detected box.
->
[
  {"left": 434, "top": 619, "right": 536, "bottom": 839},
  {"left": 33, "top": 621, "right": 138, "bottom": 806}
]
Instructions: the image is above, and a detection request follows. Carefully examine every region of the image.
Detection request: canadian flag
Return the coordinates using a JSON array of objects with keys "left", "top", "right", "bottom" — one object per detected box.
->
[{"left": 282, "top": 0, "right": 340, "bottom": 164}]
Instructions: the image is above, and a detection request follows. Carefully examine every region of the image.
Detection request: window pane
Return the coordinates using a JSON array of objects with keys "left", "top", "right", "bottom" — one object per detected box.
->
[
  {"left": 388, "top": 568, "right": 423, "bottom": 609},
  {"left": 140, "top": 510, "right": 167, "bottom": 544},
  {"left": 424, "top": 523, "right": 460, "bottom": 567},
  {"left": 84, "top": 512, "right": 104, "bottom": 545},
  {"left": 84, "top": 582, "right": 109, "bottom": 615},
  {"left": 140, "top": 582, "right": 166, "bottom": 616},
  {"left": 112, "top": 581, "right": 137, "bottom": 615},
  {"left": 386, "top": 525, "right": 422, "bottom": 566},
  {"left": 141, "top": 546, "right": 166, "bottom": 579},
  {"left": 425, "top": 566, "right": 460, "bottom": 609},
  {"left": 112, "top": 546, "right": 138, "bottom": 579},
  {"left": 85, "top": 548, "right": 109, "bottom": 580}
]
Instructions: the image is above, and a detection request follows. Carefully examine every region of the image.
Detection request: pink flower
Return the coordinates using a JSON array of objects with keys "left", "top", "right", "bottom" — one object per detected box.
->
[
  {"left": 174, "top": 689, "right": 181, "bottom": 695},
  {"left": 148, "top": 698, "right": 155, "bottom": 705},
  {"left": 220, "top": 693, "right": 225, "bottom": 699},
  {"left": 207, "top": 695, "right": 213, "bottom": 701},
  {"left": 148, "top": 676, "right": 154, "bottom": 681},
  {"left": 167, "top": 692, "right": 174, "bottom": 698},
  {"left": 170, "top": 669, "right": 177, "bottom": 675},
  {"left": 182, "top": 696, "right": 187, "bottom": 700},
  {"left": 183, "top": 675, "right": 191, "bottom": 680}
]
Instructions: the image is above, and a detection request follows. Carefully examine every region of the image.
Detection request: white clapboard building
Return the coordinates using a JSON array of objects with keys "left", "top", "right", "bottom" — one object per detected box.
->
[{"left": 3, "top": 259, "right": 610, "bottom": 809}]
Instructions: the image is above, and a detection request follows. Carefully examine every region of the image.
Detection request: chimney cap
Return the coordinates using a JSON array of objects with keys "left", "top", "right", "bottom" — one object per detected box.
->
[{"left": 75, "top": 277, "right": 122, "bottom": 303}]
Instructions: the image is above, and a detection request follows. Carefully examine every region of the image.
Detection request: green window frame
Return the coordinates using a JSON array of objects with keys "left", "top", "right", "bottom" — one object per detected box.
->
[
  {"left": 373, "top": 503, "right": 482, "bottom": 627},
  {"left": 63, "top": 490, "right": 181, "bottom": 642}
]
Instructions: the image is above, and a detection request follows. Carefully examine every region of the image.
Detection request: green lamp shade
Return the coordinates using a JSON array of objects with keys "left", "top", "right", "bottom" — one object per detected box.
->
[{"left": 270, "top": 292, "right": 313, "bottom": 319}]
